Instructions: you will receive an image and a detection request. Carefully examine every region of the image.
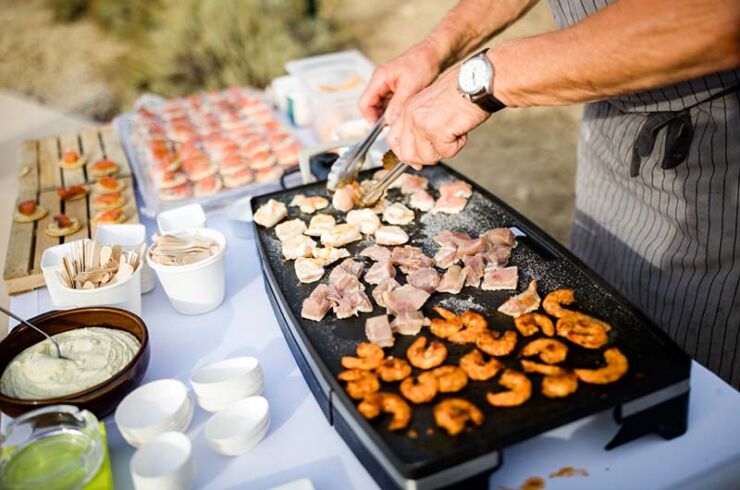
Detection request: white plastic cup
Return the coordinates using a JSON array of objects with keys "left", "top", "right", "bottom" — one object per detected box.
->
[
  {"left": 94, "top": 223, "right": 155, "bottom": 294},
  {"left": 146, "top": 228, "right": 227, "bottom": 315},
  {"left": 156, "top": 204, "right": 207, "bottom": 234},
  {"left": 130, "top": 432, "right": 196, "bottom": 490},
  {"left": 204, "top": 396, "right": 270, "bottom": 456}
]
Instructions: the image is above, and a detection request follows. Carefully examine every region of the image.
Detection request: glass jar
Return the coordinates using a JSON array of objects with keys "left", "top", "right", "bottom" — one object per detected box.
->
[{"left": 0, "top": 405, "right": 104, "bottom": 490}]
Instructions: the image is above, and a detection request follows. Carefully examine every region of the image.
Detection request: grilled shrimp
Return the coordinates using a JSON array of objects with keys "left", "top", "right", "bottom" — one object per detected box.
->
[
  {"left": 400, "top": 372, "right": 438, "bottom": 403},
  {"left": 514, "top": 312, "right": 555, "bottom": 337},
  {"left": 359, "top": 392, "right": 412, "bottom": 430},
  {"left": 431, "top": 366, "right": 469, "bottom": 393},
  {"left": 542, "top": 289, "right": 576, "bottom": 318},
  {"left": 556, "top": 315, "right": 609, "bottom": 349},
  {"left": 520, "top": 359, "right": 569, "bottom": 377},
  {"left": 407, "top": 337, "right": 448, "bottom": 369},
  {"left": 521, "top": 338, "right": 568, "bottom": 364},
  {"left": 433, "top": 398, "right": 485, "bottom": 436},
  {"left": 486, "top": 369, "right": 532, "bottom": 407},
  {"left": 337, "top": 369, "right": 380, "bottom": 399},
  {"left": 574, "top": 347, "right": 629, "bottom": 384},
  {"left": 429, "top": 306, "right": 463, "bottom": 339},
  {"left": 341, "top": 342, "right": 384, "bottom": 370},
  {"left": 460, "top": 349, "right": 503, "bottom": 381},
  {"left": 448, "top": 310, "right": 488, "bottom": 344},
  {"left": 376, "top": 357, "right": 412, "bottom": 382},
  {"left": 476, "top": 330, "right": 518, "bottom": 356},
  {"left": 541, "top": 372, "right": 579, "bottom": 398}
]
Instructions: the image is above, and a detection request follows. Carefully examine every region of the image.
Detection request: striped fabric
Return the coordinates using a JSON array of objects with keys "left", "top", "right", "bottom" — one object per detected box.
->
[{"left": 547, "top": 0, "right": 740, "bottom": 387}]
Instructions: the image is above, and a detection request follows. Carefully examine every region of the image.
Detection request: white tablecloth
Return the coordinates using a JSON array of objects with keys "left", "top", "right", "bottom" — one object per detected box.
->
[{"left": 9, "top": 211, "right": 740, "bottom": 490}]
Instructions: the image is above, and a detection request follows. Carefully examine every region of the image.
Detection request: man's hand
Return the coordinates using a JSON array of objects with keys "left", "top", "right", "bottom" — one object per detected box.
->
[
  {"left": 387, "top": 68, "right": 491, "bottom": 169},
  {"left": 358, "top": 41, "right": 444, "bottom": 124}
]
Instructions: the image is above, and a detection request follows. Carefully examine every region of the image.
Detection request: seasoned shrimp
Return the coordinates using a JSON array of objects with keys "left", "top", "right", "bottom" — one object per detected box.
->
[
  {"left": 429, "top": 306, "right": 463, "bottom": 339},
  {"left": 376, "top": 357, "right": 412, "bottom": 382},
  {"left": 434, "top": 398, "right": 485, "bottom": 436},
  {"left": 460, "top": 349, "right": 503, "bottom": 381},
  {"left": 476, "top": 330, "right": 518, "bottom": 356},
  {"left": 542, "top": 289, "right": 576, "bottom": 318},
  {"left": 432, "top": 366, "right": 469, "bottom": 393},
  {"left": 341, "top": 342, "right": 384, "bottom": 370},
  {"left": 448, "top": 310, "right": 488, "bottom": 344},
  {"left": 400, "top": 372, "right": 438, "bottom": 403},
  {"left": 407, "top": 337, "right": 448, "bottom": 369},
  {"left": 358, "top": 392, "right": 412, "bottom": 430},
  {"left": 521, "top": 338, "right": 568, "bottom": 364},
  {"left": 556, "top": 315, "right": 609, "bottom": 349},
  {"left": 574, "top": 348, "right": 629, "bottom": 384},
  {"left": 520, "top": 359, "right": 569, "bottom": 377},
  {"left": 337, "top": 369, "right": 380, "bottom": 399},
  {"left": 515, "top": 312, "right": 555, "bottom": 337},
  {"left": 486, "top": 369, "right": 532, "bottom": 407},
  {"left": 542, "top": 372, "right": 579, "bottom": 398}
]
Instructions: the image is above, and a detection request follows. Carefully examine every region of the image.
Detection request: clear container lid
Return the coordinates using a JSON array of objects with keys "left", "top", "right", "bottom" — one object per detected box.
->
[
  {"left": 0, "top": 405, "right": 104, "bottom": 490},
  {"left": 285, "top": 50, "right": 375, "bottom": 100}
]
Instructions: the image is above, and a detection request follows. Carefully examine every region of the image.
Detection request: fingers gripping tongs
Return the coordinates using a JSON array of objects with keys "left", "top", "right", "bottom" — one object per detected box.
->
[{"left": 326, "top": 115, "right": 409, "bottom": 206}]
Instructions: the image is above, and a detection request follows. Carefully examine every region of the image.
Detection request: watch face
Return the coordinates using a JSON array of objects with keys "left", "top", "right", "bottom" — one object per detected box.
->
[{"left": 458, "top": 58, "right": 489, "bottom": 95}]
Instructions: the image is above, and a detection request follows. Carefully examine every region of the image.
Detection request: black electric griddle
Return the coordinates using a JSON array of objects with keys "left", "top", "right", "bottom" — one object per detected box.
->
[{"left": 252, "top": 163, "right": 691, "bottom": 490}]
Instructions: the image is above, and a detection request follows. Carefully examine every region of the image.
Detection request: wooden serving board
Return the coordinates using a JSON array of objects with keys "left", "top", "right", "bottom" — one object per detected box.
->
[{"left": 4, "top": 125, "right": 140, "bottom": 295}]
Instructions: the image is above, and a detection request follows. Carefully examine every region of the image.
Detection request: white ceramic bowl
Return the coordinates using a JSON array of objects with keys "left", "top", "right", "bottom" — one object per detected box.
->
[
  {"left": 130, "top": 432, "right": 196, "bottom": 490},
  {"left": 146, "top": 228, "right": 227, "bottom": 315},
  {"left": 190, "top": 357, "right": 262, "bottom": 398},
  {"left": 115, "top": 379, "right": 193, "bottom": 447},
  {"left": 195, "top": 379, "right": 264, "bottom": 413},
  {"left": 204, "top": 396, "right": 270, "bottom": 456}
]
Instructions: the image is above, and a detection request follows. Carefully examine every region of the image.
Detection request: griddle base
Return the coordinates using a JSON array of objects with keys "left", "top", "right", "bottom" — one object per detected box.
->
[{"left": 607, "top": 391, "right": 689, "bottom": 450}]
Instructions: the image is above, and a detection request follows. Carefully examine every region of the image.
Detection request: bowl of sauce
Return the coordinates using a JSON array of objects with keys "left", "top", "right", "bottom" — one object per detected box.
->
[{"left": 0, "top": 307, "right": 150, "bottom": 418}]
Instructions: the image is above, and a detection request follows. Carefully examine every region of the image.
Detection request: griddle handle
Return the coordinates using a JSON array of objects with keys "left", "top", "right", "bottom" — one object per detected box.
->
[{"left": 606, "top": 391, "right": 689, "bottom": 450}]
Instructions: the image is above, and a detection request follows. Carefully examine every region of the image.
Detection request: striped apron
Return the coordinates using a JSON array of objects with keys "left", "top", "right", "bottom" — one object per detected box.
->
[{"left": 547, "top": 0, "right": 740, "bottom": 388}]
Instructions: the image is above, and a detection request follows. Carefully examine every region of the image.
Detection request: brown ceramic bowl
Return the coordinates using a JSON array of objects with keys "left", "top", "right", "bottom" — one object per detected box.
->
[{"left": 0, "top": 307, "right": 150, "bottom": 418}]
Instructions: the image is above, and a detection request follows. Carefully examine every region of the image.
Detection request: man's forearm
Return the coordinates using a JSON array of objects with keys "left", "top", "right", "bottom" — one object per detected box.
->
[
  {"left": 490, "top": 0, "right": 740, "bottom": 107},
  {"left": 420, "top": 0, "right": 540, "bottom": 71}
]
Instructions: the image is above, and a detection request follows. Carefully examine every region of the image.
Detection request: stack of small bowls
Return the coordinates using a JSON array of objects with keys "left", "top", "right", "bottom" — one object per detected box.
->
[
  {"left": 115, "top": 379, "right": 194, "bottom": 448},
  {"left": 204, "top": 396, "right": 270, "bottom": 456},
  {"left": 129, "top": 432, "right": 196, "bottom": 490},
  {"left": 190, "top": 357, "right": 264, "bottom": 413}
]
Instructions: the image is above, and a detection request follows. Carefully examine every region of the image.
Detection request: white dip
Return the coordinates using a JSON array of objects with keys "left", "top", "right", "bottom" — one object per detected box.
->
[{"left": 0, "top": 327, "right": 140, "bottom": 400}]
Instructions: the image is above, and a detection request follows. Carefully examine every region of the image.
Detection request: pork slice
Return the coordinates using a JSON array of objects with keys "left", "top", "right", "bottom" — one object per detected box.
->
[
  {"left": 497, "top": 280, "right": 540, "bottom": 317},
  {"left": 455, "top": 238, "right": 489, "bottom": 258},
  {"left": 399, "top": 174, "right": 429, "bottom": 195},
  {"left": 433, "top": 246, "right": 459, "bottom": 269},
  {"left": 365, "top": 315, "right": 394, "bottom": 347},
  {"left": 482, "top": 228, "right": 517, "bottom": 248},
  {"left": 391, "top": 246, "right": 435, "bottom": 274},
  {"left": 382, "top": 202, "right": 415, "bottom": 225},
  {"left": 484, "top": 245, "right": 513, "bottom": 267},
  {"left": 375, "top": 226, "right": 409, "bottom": 246},
  {"left": 406, "top": 267, "right": 441, "bottom": 294},
  {"left": 334, "top": 290, "right": 374, "bottom": 319},
  {"left": 462, "top": 254, "right": 485, "bottom": 287},
  {"left": 436, "top": 265, "right": 468, "bottom": 294},
  {"left": 332, "top": 185, "right": 356, "bottom": 212},
  {"left": 364, "top": 260, "right": 396, "bottom": 285},
  {"left": 481, "top": 265, "right": 518, "bottom": 291},
  {"left": 391, "top": 311, "right": 427, "bottom": 336},
  {"left": 431, "top": 196, "right": 468, "bottom": 215},
  {"left": 408, "top": 190, "right": 434, "bottom": 212},
  {"left": 335, "top": 258, "right": 365, "bottom": 277},
  {"left": 360, "top": 245, "right": 391, "bottom": 262},
  {"left": 439, "top": 180, "right": 472, "bottom": 199},
  {"left": 433, "top": 230, "right": 470, "bottom": 247},
  {"left": 384, "top": 284, "right": 431, "bottom": 315},
  {"left": 372, "top": 277, "right": 400, "bottom": 308},
  {"left": 301, "top": 284, "right": 332, "bottom": 321},
  {"left": 328, "top": 267, "right": 365, "bottom": 295}
]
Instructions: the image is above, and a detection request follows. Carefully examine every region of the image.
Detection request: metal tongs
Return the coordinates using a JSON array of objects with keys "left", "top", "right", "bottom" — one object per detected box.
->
[{"left": 326, "top": 115, "right": 409, "bottom": 206}]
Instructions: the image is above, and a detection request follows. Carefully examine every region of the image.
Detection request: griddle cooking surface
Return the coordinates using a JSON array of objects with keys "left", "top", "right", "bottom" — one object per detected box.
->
[{"left": 253, "top": 164, "right": 690, "bottom": 478}]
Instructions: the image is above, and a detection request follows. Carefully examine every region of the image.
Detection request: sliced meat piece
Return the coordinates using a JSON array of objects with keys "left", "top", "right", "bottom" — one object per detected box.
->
[
  {"left": 301, "top": 284, "right": 332, "bottom": 321},
  {"left": 364, "top": 260, "right": 396, "bottom": 285},
  {"left": 253, "top": 199, "right": 287, "bottom": 228},
  {"left": 498, "top": 280, "right": 541, "bottom": 317},
  {"left": 406, "top": 267, "right": 441, "bottom": 294},
  {"left": 360, "top": 245, "right": 392, "bottom": 262},
  {"left": 328, "top": 270, "right": 364, "bottom": 299},
  {"left": 332, "top": 185, "right": 356, "bottom": 212},
  {"left": 433, "top": 230, "right": 471, "bottom": 247},
  {"left": 375, "top": 226, "right": 409, "bottom": 246},
  {"left": 282, "top": 235, "right": 316, "bottom": 260},
  {"left": 372, "top": 277, "right": 400, "bottom": 308},
  {"left": 305, "top": 214, "right": 336, "bottom": 237},
  {"left": 431, "top": 196, "right": 468, "bottom": 215},
  {"left": 295, "top": 257, "right": 325, "bottom": 283},
  {"left": 275, "top": 218, "right": 307, "bottom": 242},
  {"left": 409, "top": 190, "right": 434, "bottom": 212},
  {"left": 436, "top": 265, "right": 468, "bottom": 294},
  {"left": 399, "top": 174, "right": 429, "bottom": 195},
  {"left": 335, "top": 290, "right": 374, "bottom": 319},
  {"left": 391, "top": 311, "right": 428, "bottom": 336},
  {"left": 347, "top": 208, "right": 381, "bottom": 235},
  {"left": 289, "top": 195, "right": 329, "bottom": 214},
  {"left": 312, "top": 247, "right": 350, "bottom": 266},
  {"left": 391, "top": 246, "right": 435, "bottom": 274},
  {"left": 321, "top": 224, "right": 362, "bottom": 247},
  {"left": 369, "top": 198, "right": 389, "bottom": 214},
  {"left": 434, "top": 246, "right": 459, "bottom": 269},
  {"left": 365, "top": 315, "right": 394, "bottom": 347},
  {"left": 439, "top": 180, "right": 472, "bottom": 199},
  {"left": 482, "top": 228, "right": 517, "bottom": 248},
  {"left": 484, "top": 245, "right": 513, "bottom": 267},
  {"left": 455, "top": 238, "right": 489, "bottom": 258},
  {"left": 384, "top": 284, "right": 431, "bottom": 315},
  {"left": 382, "top": 203, "right": 415, "bottom": 225},
  {"left": 481, "top": 265, "right": 519, "bottom": 291},
  {"left": 333, "top": 258, "right": 365, "bottom": 278},
  {"left": 462, "top": 254, "right": 486, "bottom": 287}
]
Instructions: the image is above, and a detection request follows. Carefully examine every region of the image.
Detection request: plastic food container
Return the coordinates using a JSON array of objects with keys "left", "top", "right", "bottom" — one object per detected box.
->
[
  {"left": 204, "top": 396, "right": 270, "bottom": 456},
  {"left": 146, "top": 228, "right": 227, "bottom": 315},
  {"left": 94, "top": 223, "right": 155, "bottom": 294},
  {"left": 130, "top": 432, "right": 196, "bottom": 490}
]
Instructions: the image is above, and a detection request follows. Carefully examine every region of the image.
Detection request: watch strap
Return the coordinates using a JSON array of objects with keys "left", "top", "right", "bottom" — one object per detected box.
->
[{"left": 474, "top": 93, "right": 506, "bottom": 113}]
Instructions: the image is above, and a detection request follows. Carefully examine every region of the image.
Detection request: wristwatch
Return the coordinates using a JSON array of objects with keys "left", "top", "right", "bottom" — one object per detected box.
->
[{"left": 457, "top": 49, "right": 506, "bottom": 113}]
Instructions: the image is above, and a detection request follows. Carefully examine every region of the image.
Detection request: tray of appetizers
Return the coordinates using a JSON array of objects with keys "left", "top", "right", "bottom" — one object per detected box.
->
[{"left": 251, "top": 163, "right": 691, "bottom": 489}]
